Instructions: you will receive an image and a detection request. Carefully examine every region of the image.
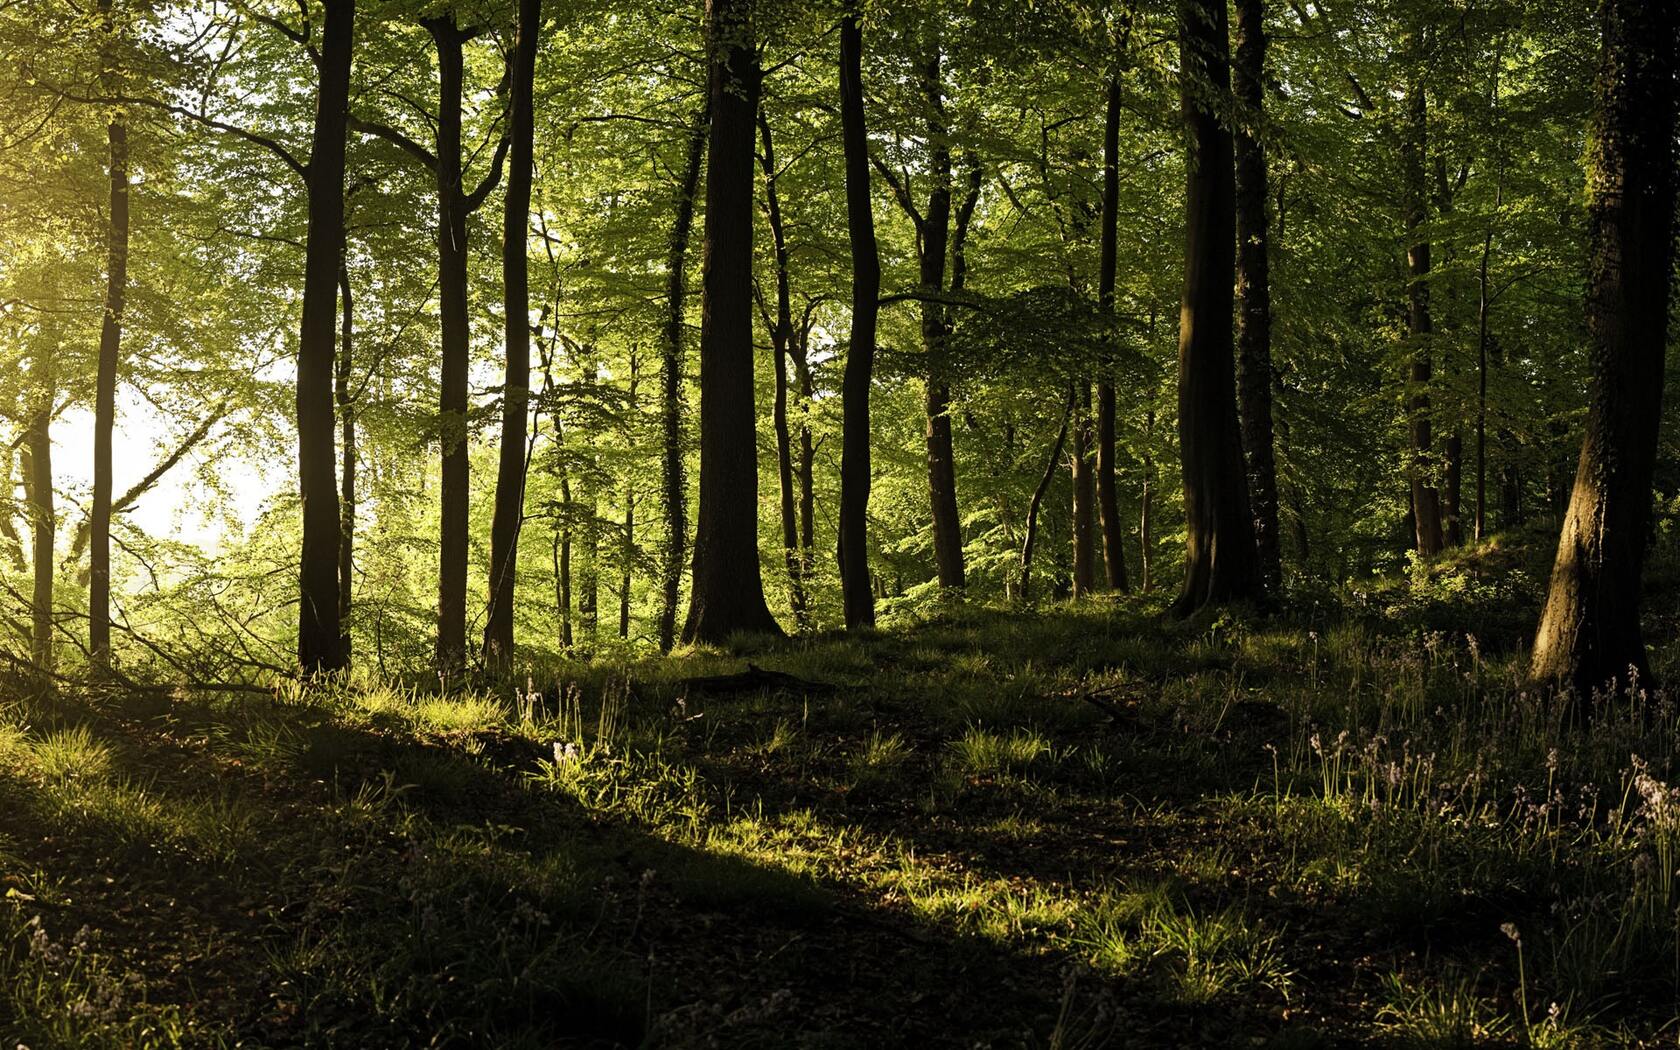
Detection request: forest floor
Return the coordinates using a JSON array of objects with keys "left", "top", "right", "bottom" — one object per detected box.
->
[{"left": 5, "top": 540, "right": 1680, "bottom": 1047}]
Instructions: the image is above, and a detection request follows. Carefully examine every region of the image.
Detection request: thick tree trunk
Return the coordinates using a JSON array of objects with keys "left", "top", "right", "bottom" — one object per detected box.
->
[
  {"left": 658, "top": 109, "right": 707, "bottom": 650},
  {"left": 1531, "top": 0, "right": 1676, "bottom": 698},
  {"left": 337, "top": 263, "right": 355, "bottom": 655},
  {"left": 1021, "top": 390, "right": 1073, "bottom": 603},
  {"left": 1402, "top": 81, "right": 1445, "bottom": 557},
  {"left": 758, "top": 111, "right": 807, "bottom": 628},
  {"left": 296, "top": 0, "right": 352, "bottom": 675},
  {"left": 89, "top": 0, "right": 128, "bottom": 671},
  {"left": 483, "top": 0, "right": 540, "bottom": 673},
  {"left": 1232, "top": 0, "right": 1282, "bottom": 595},
  {"left": 838, "top": 0, "right": 880, "bottom": 630},
  {"left": 682, "top": 0, "right": 781, "bottom": 643},
  {"left": 1171, "top": 0, "right": 1260, "bottom": 616},
  {"left": 428, "top": 17, "right": 473, "bottom": 669},
  {"left": 1071, "top": 384, "right": 1096, "bottom": 597}
]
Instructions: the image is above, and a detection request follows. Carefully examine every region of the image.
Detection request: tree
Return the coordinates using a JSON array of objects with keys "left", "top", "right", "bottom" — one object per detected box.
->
[
  {"left": 352, "top": 13, "right": 508, "bottom": 669},
  {"left": 1402, "top": 70, "right": 1445, "bottom": 558},
  {"left": 1171, "top": 0, "right": 1258, "bottom": 616},
  {"left": 837, "top": 0, "right": 880, "bottom": 630},
  {"left": 1232, "top": 0, "right": 1279, "bottom": 596},
  {"left": 483, "top": 0, "right": 542, "bottom": 673},
  {"left": 1094, "top": 66, "right": 1129, "bottom": 595},
  {"left": 658, "top": 107, "right": 707, "bottom": 651},
  {"left": 1530, "top": 0, "right": 1676, "bottom": 699},
  {"left": 682, "top": 0, "right": 782, "bottom": 644},
  {"left": 296, "top": 0, "right": 354, "bottom": 675},
  {"left": 88, "top": 0, "right": 130, "bottom": 673},
  {"left": 758, "top": 109, "right": 808, "bottom": 627}
]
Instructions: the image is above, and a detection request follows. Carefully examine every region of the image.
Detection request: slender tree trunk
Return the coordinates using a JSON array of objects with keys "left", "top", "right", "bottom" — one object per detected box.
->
[
  {"left": 1021, "top": 390, "right": 1074, "bottom": 603},
  {"left": 26, "top": 372, "right": 53, "bottom": 672},
  {"left": 838, "top": 0, "right": 880, "bottom": 629},
  {"left": 1233, "top": 0, "right": 1281, "bottom": 595},
  {"left": 483, "top": 0, "right": 540, "bottom": 673},
  {"left": 429, "top": 16, "right": 472, "bottom": 669},
  {"left": 658, "top": 108, "right": 707, "bottom": 650},
  {"left": 1172, "top": 0, "right": 1259, "bottom": 616},
  {"left": 682, "top": 0, "right": 781, "bottom": 643},
  {"left": 1443, "top": 430, "right": 1464, "bottom": 545},
  {"left": 89, "top": 0, "right": 128, "bottom": 672},
  {"left": 795, "top": 321, "right": 815, "bottom": 581},
  {"left": 1531, "top": 0, "right": 1676, "bottom": 698},
  {"left": 920, "top": 46, "right": 965, "bottom": 592},
  {"left": 296, "top": 0, "right": 352, "bottom": 675},
  {"left": 758, "top": 111, "right": 807, "bottom": 628},
  {"left": 1095, "top": 75, "right": 1129, "bottom": 594},
  {"left": 337, "top": 262, "right": 355, "bottom": 655},
  {"left": 619, "top": 349, "right": 638, "bottom": 640},
  {"left": 1402, "top": 78, "right": 1445, "bottom": 557},
  {"left": 1071, "top": 383, "right": 1096, "bottom": 597}
]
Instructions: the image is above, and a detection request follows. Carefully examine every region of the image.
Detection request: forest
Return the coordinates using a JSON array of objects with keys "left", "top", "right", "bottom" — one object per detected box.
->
[{"left": 0, "top": 0, "right": 1677, "bottom": 1044}]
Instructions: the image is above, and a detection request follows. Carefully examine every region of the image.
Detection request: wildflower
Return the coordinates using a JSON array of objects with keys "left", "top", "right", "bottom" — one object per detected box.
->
[{"left": 1500, "top": 922, "right": 1521, "bottom": 944}]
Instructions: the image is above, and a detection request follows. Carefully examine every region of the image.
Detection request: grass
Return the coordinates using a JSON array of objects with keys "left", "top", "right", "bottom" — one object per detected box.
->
[{"left": 5, "top": 557, "right": 1680, "bottom": 1045}]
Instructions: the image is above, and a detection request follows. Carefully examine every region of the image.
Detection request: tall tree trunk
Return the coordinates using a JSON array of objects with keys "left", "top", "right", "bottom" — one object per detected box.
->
[
  {"left": 1233, "top": 0, "right": 1281, "bottom": 595},
  {"left": 337, "top": 262, "right": 355, "bottom": 656},
  {"left": 1531, "top": 0, "right": 1676, "bottom": 698},
  {"left": 795, "top": 319, "right": 816, "bottom": 583},
  {"left": 1095, "top": 71, "right": 1129, "bottom": 594},
  {"left": 682, "top": 0, "right": 781, "bottom": 643},
  {"left": 758, "top": 111, "right": 807, "bottom": 628},
  {"left": 838, "top": 0, "right": 880, "bottom": 630},
  {"left": 658, "top": 108, "right": 707, "bottom": 650},
  {"left": 1021, "top": 390, "right": 1073, "bottom": 603},
  {"left": 26, "top": 374, "right": 53, "bottom": 672},
  {"left": 89, "top": 0, "right": 128, "bottom": 672},
  {"left": 1172, "top": 0, "right": 1259, "bottom": 616},
  {"left": 1402, "top": 79, "right": 1445, "bottom": 557},
  {"left": 1071, "top": 383, "right": 1096, "bottom": 597},
  {"left": 296, "top": 0, "right": 352, "bottom": 675},
  {"left": 618, "top": 350, "right": 638, "bottom": 640},
  {"left": 483, "top": 0, "right": 541, "bottom": 673},
  {"left": 920, "top": 46, "right": 965, "bottom": 591},
  {"left": 429, "top": 16, "right": 472, "bottom": 669}
]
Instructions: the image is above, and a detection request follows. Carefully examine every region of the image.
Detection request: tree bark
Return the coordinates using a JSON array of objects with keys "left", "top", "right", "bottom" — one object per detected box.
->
[
  {"left": 1531, "top": 0, "right": 1676, "bottom": 698},
  {"left": 1021, "top": 390, "right": 1073, "bottom": 603},
  {"left": 337, "top": 262, "right": 355, "bottom": 656},
  {"left": 429, "top": 16, "right": 473, "bottom": 669},
  {"left": 838, "top": 0, "right": 880, "bottom": 630},
  {"left": 682, "top": 0, "right": 782, "bottom": 643},
  {"left": 1402, "top": 79, "right": 1445, "bottom": 557},
  {"left": 1071, "top": 383, "right": 1096, "bottom": 597},
  {"left": 482, "top": 0, "right": 541, "bottom": 673},
  {"left": 1095, "top": 73, "right": 1129, "bottom": 594},
  {"left": 89, "top": 0, "right": 128, "bottom": 672},
  {"left": 919, "top": 46, "right": 965, "bottom": 591},
  {"left": 296, "top": 0, "right": 352, "bottom": 675},
  {"left": 26, "top": 372, "right": 53, "bottom": 672},
  {"left": 1233, "top": 0, "right": 1281, "bottom": 595},
  {"left": 758, "top": 110, "right": 807, "bottom": 628},
  {"left": 658, "top": 108, "right": 707, "bottom": 650},
  {"left": 1171, "top": 0, "right": 1260, "bottom": 616}
]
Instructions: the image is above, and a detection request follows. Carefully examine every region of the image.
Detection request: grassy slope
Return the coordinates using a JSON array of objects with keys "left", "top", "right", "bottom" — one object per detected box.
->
[{"left": 3, "top": 552, "right": 1680, "bottom": 1047}]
